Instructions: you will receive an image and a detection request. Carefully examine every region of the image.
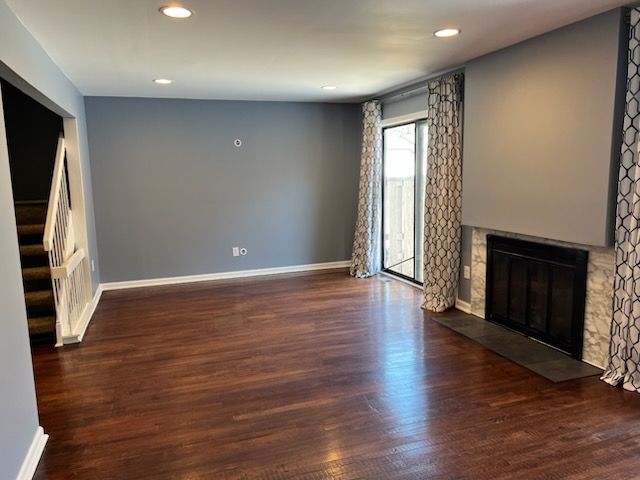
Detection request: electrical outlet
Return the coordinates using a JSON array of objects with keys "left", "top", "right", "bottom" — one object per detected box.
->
[
  {"left": 232, "top": 247, "right": 240, "bottom": 257},
  {"left": 239, "top": 247, "right": 248, "bottom": 256},
  {"left": 463, "top": 265, "right": 471, "bottom": 279}
]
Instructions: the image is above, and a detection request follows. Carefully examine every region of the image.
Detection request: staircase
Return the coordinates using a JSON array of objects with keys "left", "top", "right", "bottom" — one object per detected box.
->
[
  {"left": 10, "top": 136, "right": 92, "bottom": 346},
  {"left": 15, "top": 201, "right": 56, "bottom": 342}
]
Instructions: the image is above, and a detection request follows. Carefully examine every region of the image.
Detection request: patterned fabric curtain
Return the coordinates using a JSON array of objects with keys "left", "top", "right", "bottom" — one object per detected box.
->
[
  {"left": 602, "top": 8, "right": 640, "bottom": 392},
  {"left": 422, "top": 74, "right": 464, "bottom": 312},
  {"left": 350, "top": 100, "right": 383, "bottom": 278}
]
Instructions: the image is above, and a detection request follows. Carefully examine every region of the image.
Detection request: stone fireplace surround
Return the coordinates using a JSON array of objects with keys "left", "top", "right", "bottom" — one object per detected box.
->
[{"left": 469, "top": 227, "right": 614, "bottom": 368}]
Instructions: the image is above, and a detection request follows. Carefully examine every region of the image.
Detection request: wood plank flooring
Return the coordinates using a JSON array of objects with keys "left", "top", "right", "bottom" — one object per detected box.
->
[{"left": 31, "top": 270, "right": 640, "bottom": 479}]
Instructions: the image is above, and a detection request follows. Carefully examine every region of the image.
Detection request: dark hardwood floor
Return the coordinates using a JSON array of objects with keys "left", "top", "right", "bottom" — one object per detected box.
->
[{"left": 31, "top": 270, "right": 640, "bottom": 479}]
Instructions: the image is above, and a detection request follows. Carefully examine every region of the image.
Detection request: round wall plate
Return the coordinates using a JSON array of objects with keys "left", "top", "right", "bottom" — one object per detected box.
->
[{"left": 234, "top": 139, "right": 242, "bottom": 147}]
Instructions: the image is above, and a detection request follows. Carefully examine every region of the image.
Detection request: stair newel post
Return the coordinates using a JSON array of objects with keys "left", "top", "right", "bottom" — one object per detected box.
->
[{"left": 49, "top": 251, "right": 63, "bottom": 347}]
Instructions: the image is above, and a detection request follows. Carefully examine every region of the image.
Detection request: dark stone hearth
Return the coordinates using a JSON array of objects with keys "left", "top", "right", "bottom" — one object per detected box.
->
[{"left": 432, "top": 312, "right": 602, "bottom": 382}]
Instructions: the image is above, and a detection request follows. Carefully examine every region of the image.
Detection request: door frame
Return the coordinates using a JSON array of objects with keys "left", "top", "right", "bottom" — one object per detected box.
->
[
  {"left": 0, "top": 79, "right": 94, "bottom": 345},
  {"left": 380, "top": 111, "right": 428, "bottom": 286}
]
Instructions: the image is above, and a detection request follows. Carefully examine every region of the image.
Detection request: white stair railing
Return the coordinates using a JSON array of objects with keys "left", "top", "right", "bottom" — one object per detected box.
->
[{"left": 43, "top": 135, "right": 91, "bottom": 346}]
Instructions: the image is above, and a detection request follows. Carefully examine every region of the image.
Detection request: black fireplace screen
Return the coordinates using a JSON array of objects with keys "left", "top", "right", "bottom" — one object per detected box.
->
[{"left": 485, "top": 235, "right": 588, "bottom": 359}]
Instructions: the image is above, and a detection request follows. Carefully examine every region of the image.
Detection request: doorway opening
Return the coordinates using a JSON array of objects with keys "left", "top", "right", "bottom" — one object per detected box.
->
[{"left": 1, "top": 79, "right": 63, "bottom": 344}]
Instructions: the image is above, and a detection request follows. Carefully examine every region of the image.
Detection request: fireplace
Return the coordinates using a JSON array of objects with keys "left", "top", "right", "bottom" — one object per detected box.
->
[{"left": 485, "top": 235, "right": 588, "bottom": 359}]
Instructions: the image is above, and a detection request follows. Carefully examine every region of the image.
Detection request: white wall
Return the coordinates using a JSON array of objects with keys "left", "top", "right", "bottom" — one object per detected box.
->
[{"left": 0, "top": 0, "right": 100, "bottom": 477}]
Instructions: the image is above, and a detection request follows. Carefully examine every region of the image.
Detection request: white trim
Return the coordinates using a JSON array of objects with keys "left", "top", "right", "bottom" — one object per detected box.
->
[
  {"left": 51, "top": 248, "right": 85, "bottom": 279},
  {"left": 455, "top": 298, "right": 472, "bottom": 314},
  {"left": 101, "top": 261, "right": 351, "bottom": 291},
  {"left": 381, "top": 110, "right": 428, "bottom": 128},
  {"left": 61, "top": 285, "right": 102, "bottom": 345},
  {"left": 582, "top": 358, "right": 605, "bottom": 370},
  {"left": 380, "top": 271, "right": 423, "bottom": 290},
  {"left": 16, "top": 426, "right": 48, "bottom": 480},
  {"left": 63, "top": 117, "right": 95, "bottom": 344},
  {"left": 42, "top": 136, "right": 65, "bottom": 251}
]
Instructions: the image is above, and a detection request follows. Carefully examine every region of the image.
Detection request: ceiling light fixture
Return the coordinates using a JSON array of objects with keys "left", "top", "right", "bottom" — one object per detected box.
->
[
  {"left": 159, "top": 5, "right": 193, "bottom": 18},
  {"left": 434, "top": 28, "right": 461, "bottom": 38},
  {"left": 321, "top": 85, "right": 337, "bottom": 91},
  {"left": 153, "top": 78, "right": 173, "bottom": 85}
]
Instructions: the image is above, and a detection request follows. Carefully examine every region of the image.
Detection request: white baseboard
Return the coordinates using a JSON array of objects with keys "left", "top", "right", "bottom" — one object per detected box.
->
[
  {"left": 455, "top": 298, "right": 472, "bottom": 314},
  {"left": 16, "top": 426, "right": 48, "bottom": 480},
  {"left": 62, "top": 285, "right": 103, "bottom": 345},
  {"left": 101, "top": 260, "right": 351, "bottom": 291}
]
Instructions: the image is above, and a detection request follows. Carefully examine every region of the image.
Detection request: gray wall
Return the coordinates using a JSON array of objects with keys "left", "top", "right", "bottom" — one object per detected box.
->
[
  {"left": 85, "top": 97, "right": 361, "bottom": 282},
  {"left": 462, "top": 8, "right": 626, "bottom": 247},
  {"left": 0, "top": 84, "right": 40, "bottom": 480}
]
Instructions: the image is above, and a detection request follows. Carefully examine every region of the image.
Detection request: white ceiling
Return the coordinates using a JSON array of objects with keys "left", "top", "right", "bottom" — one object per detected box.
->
[{"left": 5, "top": 0, "right": 630, "bottom": 102}]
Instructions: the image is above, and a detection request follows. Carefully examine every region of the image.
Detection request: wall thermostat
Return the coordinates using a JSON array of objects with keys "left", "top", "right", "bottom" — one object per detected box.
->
[{"left": 234, "top": 139, "right": 242, "bottom": 147}]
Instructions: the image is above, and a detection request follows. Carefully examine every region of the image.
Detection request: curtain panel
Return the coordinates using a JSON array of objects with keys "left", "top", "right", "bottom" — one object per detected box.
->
[
  {"left": 422, "top": 74, "right": 464, "bottom": 312},
  {"left": 602, "top": 8, "right": 640, "bottom": 392},
  {"left": 350, "top": 100, "right": 383, "bottom": 278}
]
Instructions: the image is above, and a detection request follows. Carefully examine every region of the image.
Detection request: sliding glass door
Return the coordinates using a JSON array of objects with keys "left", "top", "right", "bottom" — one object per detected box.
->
[{"left": 382, "top": 120, "right": 427, "bottom": 284}]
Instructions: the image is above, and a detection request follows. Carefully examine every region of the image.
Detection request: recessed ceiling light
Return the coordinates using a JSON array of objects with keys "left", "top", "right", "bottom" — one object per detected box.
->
[
  {"left": 153, "top": 78, "right": 173, "bottom": 85},
  {"left": 434, "top": 28, "right": 461, "bottom": 38},
  {"left": 160, "top": 5, "right": 193, "bottom": 18},
  {"left": 321, "top": 85, "right": 337, "bottom": 91}
]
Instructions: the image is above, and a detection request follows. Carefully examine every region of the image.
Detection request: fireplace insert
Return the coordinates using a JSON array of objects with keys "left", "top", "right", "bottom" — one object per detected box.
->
[{"left": 485, "top": 235, "right": 588, "bottom": 359}]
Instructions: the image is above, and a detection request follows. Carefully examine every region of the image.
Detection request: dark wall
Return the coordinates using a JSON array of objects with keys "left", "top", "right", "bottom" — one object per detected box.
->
[{"left": 1, "top": 79, "right": 63, "bottom": 202}]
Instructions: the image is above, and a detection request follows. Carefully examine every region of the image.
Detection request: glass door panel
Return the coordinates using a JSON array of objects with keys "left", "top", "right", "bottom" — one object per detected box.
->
[{"left": 383, "top": 124, "right": 416, "bottom": 278}]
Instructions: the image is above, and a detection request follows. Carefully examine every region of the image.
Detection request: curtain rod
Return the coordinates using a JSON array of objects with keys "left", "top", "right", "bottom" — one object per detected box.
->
[{"left": 374, "top": 66, "right": 465, "bottom": 103}]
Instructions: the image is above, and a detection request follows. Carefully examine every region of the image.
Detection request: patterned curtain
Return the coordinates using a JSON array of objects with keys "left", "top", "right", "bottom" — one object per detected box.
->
[
  {"left": 602, "top": 8, "right": 640, "bottom": 392},
  {"left": 350, "top": 100, "right": 383, "bottom": 278},
  {"left": 422, "top": 74, "right": 464, "bottom": 312}
]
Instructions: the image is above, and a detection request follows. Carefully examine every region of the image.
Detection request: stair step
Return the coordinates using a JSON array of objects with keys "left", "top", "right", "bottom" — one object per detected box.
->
[
  {"left": 20, "top": 244, "right": 46, "bottom": 257},
  {"left": 28, "top": 316, "right": 56, "bottom": 337},
  {"left": 15, "top": 202, "right": 47, "bottom": 226},
  {"left": 25, "top": 290, "right": 54, "bottom": 309},
  {"left": 22, "top": 266, "right": 50, "bottom": 281},
  {"left": 17, "top": 223, "right": 45, "bottom": 236}
]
